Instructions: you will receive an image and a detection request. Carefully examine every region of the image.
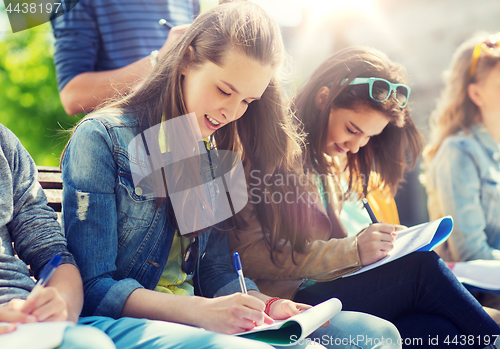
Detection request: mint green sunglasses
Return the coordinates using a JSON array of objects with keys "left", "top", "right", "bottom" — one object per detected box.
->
[{"left": 341, "top": 77, "right": 411, "bottom": 108}]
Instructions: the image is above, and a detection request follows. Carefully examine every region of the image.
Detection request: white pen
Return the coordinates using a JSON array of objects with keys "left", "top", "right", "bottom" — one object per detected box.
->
[{"left": 159, "top": 19, "right": 174, "bottom": 29}]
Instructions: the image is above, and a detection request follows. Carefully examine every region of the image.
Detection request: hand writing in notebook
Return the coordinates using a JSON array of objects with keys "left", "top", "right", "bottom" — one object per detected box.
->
[
  {"left": 357, "top": 223, "right": 397, "bottom": 266},
  {"left": 0, "top": 300, "right": 37, "bottom": 334}
]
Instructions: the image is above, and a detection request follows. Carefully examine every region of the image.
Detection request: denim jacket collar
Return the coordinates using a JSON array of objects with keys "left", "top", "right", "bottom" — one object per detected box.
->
[
  {"left": 470, "top": 123, "right": 500, "bottom": 163},
  {"left": 62, "top": 113, "right": 257, "bottom": 318}
]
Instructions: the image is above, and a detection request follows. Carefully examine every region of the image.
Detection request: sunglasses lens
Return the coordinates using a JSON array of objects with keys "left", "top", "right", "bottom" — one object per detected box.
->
[
  {"left": 395, "top": 85, "right": 409, "bottom": 107},
  {"left": 182, "top": 238, "right": 198, "bottom": 275},
  {"left": 371, "top": 80, "right": 391, "bottom": 101}
]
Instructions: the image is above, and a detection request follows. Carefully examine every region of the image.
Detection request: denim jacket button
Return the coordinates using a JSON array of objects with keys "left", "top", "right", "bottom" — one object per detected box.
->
[{"left": 135, "top": 187, "right": 143, "bottom": 196}]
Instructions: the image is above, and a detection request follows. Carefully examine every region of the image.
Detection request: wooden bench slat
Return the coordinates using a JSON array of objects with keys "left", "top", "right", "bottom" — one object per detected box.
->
[
  {"left": 37, "top": 166, "right": 63, "bottom": 222},
  {"left": 37, "top": 166, "right": 61, "bottom": 173},
  {"left": 44, "top": 189, "right": 62, "bottom": 204},
  {"left": 38, "top": 167, "right": 63, "bottom": 191},
  {"left": 38, "top": 172, "right": 62, "bottom": 183}
]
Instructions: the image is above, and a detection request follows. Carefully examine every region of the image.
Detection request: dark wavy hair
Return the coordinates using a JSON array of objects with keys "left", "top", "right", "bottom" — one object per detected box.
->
[{"left": 294, "top": 46, "right": 425, "bottom": 197}]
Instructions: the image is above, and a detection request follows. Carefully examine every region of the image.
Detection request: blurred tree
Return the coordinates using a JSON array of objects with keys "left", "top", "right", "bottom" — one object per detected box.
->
[
  {"left": 0, "top": 1, "right": 221, "bottom": 167},
  {"left": 0, "top": 20, "right": 79, "bottom": 166}
]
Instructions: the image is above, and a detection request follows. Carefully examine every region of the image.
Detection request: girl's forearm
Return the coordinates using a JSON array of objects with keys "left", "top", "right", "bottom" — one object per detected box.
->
[
  {"left": 121, "top": 288, "right": 203, "bottom": 326},
  {"left": 46, "top": 263, "right": 84, "bottom": 323}
]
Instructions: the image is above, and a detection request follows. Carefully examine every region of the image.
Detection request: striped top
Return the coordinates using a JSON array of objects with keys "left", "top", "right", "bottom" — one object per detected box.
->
[{"left": 51, "top": 0, "right": 200, "bottom": 91}]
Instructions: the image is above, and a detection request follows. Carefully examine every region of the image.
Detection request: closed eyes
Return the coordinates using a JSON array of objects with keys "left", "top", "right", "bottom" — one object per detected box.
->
[
  {"left": 347, "top": 127, "right": 358, "bottom": 135},
  {"left": 218, "top": 87, "right": 251, "bottom": 105},
  {"left": 218, "top": 87, "right": 230, "bottom": 96}
]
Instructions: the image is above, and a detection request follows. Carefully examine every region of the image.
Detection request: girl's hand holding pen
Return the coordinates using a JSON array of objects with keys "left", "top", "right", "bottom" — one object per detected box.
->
[
  {"left": 357, "top": 223, "right": 397, "bottom": 266},
  {"left": 358, "top": 198, "right": 401, "bottom": 266},
  {"left": 0, "top": 287, "right": 69, "bottom": 335},
  {"left": 0, "top": 300, "right": 37, "bottom": 334},
  {"left": 20, "top": 254, "right": 69, "bottom": 322},
  {"left": 20, "top": 286, "right": 69, "bottom": 322},
  {"left": 195, "top": 293, "right": 273, "bottom": 335}
]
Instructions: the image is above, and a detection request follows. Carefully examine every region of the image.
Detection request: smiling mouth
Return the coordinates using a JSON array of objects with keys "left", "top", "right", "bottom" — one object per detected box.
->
[
  {"left": 335, "top": 144, "right": 346, "bottom": 153},
  {"left": 205, "top": 114, "right": 221, "bottom": 127}
]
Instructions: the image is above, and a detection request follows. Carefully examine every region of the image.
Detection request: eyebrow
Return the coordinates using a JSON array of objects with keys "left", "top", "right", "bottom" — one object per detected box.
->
[
  {"left": 350, "top": 121, "right": 385, "bottom": 137},
  {"left": 350, "top": 122, "right": 365, "bottom": 134},
  {"left": 221, "top": 80, "right": 260, "bottom": 100}
]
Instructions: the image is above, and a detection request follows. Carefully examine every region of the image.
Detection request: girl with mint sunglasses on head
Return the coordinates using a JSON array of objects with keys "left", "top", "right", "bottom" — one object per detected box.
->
[{"left": 229, "top": 46, "right": 500, "bottom": 348}]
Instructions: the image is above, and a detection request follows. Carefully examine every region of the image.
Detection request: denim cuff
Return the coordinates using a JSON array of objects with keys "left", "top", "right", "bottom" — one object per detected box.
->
[
  {"left": 213, "top": 277, "right": 259, "bottom": 297},
  {"left": 94, "top": 278, "right": 144, "bottom": 319}
]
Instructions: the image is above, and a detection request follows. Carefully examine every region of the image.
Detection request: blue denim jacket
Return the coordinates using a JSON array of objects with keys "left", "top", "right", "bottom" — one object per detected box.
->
[
  {"left": 62, "top": 113, "right": 258, "bottom": 318},
  {"left": 427, "top": 123, "right": 500, "bottom": 261},
  {"left": 0, "top": 124, "right": 75, "bottom": 304}
]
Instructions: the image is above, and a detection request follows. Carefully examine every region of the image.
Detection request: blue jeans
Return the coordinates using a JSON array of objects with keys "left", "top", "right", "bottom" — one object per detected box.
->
[
  {"left": 59, "top": 325, "right": 115, "bottom": 349},
  {"left": 393, "top": 314, "right": 471, "bottom": 349},
  {"left": 78, "top": 314, "right": 400, "bottom": 349},
  {"left": 79, "top": 316, "right": 326, "bottom": 349},
  {"left": 305, "top": 311, "right": 401, "bottom": 348},
  {"left": 294, "top": 252, "right": 500, "bottom": 349}
]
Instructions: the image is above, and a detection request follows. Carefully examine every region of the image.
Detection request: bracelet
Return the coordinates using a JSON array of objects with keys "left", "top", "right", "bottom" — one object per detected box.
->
[
  {"left": 150, "top": 50, "right": 159, "bottom": 68},
  {"left": 264, "top": 297, "right": 280, "bottom": 316}
]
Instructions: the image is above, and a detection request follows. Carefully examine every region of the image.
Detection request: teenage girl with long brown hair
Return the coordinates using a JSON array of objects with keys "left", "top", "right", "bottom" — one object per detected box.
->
[{"left": 229, "top": 46, "right": 500, "bottom": 349}]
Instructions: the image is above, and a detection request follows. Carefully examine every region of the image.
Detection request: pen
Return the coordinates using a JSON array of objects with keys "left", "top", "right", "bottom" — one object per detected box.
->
[
  {"left": 232, "top": 252, "right": 247, "bottom": 294},
  {"left": 28, "top": 254, "right": 62, "bottom": 298},
  {"left": 159, "top": 19, "right": 174, "bottom": 29},
  {"left": 362, "top": 198, "right": 379, "bottom": 224}
]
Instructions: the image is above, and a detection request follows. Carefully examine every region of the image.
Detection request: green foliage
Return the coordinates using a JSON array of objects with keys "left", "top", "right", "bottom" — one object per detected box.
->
[
  {"left": 0, "top": 21, "right": 79, "bottom": 166},
  {"left": 0, "top": 0, "right": 223, "bottom": 166}
]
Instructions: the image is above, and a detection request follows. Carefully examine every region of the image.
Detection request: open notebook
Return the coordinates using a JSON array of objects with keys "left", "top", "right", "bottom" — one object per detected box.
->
[
  {"left": 237, "top": 298, "right": 342, "bottom": 346},
  {"left": 449, "top": 260, "right": 500, "bottom": 294},
  {"left": 0, "top": 321, "right": 72, "bottom": 349},
  {"left": 345, "top": 216, "right": 453, "bottom": 277}
]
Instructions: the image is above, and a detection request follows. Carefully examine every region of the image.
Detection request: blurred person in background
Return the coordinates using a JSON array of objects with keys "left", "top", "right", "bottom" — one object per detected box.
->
[
  {"left": 424, "top": 31, "right": 500, "bottom": 319},
  {"left": 51, "top": 0, "right": 199, "bottom": 115}
]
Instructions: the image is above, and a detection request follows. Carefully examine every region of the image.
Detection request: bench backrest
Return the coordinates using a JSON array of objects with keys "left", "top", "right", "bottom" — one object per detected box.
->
[{"left": 37, "top": 166, "right": 62, "bottom": 221}]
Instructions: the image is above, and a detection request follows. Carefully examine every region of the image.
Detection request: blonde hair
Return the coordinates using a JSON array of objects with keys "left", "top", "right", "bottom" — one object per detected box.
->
[{"left": 424, "top": 32, "right": 500, "bottom": 164}]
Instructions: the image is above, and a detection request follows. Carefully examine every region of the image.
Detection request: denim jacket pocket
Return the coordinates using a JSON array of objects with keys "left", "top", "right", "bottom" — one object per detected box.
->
[{"left": 116, "top": 171, "right": 156, "bottom": 249}]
